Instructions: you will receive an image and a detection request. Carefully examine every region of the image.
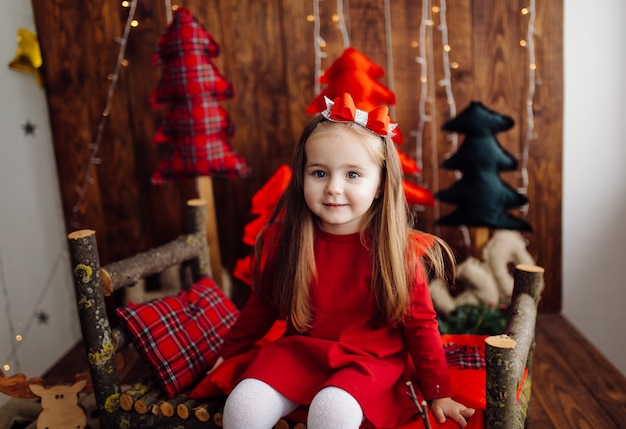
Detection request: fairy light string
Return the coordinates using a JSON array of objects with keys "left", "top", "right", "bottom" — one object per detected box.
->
[
  {"left": 414, "top": 0, "right": 432, "bottom": 170},
  {"left": 0, "top": 246, "right": 20, "bottom": 373},
  {"left": 1, "top": 0, "right": 138, "bottom": 374},
  {"left": 311, "top": 0, "right": 327, "bottom": 95},
  {"left": 335, "top": 0, "right": 350, "bottom": 48},
  {"left": 432, "top": 2, "right": 470, "bottom": 250},
  {"left": 383, "top": 0, "right": 395, "bottom": 118},
  {"left": 518, "top": 0, "right": 536, "bottom": 218},
  {"left": 70, "top": 0, "right": 138, "bottom": 228},
  {"left": 435, "top": 1, "right": 458, "bottom": 157}
]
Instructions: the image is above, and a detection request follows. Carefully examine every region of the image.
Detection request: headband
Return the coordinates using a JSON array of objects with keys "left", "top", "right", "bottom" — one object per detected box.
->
[{"left": 320, "top": 93, "right": 398, "bottom": 138}]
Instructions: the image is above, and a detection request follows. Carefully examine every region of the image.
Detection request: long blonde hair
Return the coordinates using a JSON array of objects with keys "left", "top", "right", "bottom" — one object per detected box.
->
[{"left": 254, "top": 116, "right": 455, "bottom": 331}]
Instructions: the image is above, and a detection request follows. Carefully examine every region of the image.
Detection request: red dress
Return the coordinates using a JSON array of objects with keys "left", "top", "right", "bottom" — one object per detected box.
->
[{"left": 219, "top": 228, "right": 453, "bottom": 429}]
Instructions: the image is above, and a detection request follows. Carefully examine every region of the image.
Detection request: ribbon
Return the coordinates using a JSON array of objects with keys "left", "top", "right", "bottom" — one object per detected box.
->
[{"left": 321, "top": 93, "right": 397, "bottom": 138}]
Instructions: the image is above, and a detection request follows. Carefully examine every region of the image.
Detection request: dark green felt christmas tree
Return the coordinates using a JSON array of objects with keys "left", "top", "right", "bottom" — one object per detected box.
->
[{"left": 435, "top": 101, "right": 531, "bottom": 231}]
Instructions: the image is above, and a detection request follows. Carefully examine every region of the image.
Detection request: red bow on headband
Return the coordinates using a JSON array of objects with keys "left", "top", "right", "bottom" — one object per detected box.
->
[{"left": 321, "top": 93, "right": 397, "bottom": 138}]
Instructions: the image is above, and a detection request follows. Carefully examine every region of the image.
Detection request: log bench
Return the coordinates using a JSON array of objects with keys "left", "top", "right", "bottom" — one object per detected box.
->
[{"left": 59, "top": 198, "right": 544, "bottom": 429}]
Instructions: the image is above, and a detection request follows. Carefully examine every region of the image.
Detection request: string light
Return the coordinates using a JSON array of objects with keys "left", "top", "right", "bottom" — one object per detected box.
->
[
  {"left": 518, "top": 0, "right": 537, "bottom": 218},
  {"left": 436, "top": 0, "right": 458, "bottom": 158},
  {"left": 165, "top": 0, "right": 173, "bottom": 24},
  {"left": 1, "top": 246, "right": 69, "bottom": 374},
  {"left": 414, "top": 0, "right": 439, "bottom": 230},
  {"left": 69, "top": 0, "right": 138, "bottom": 228},
  {"left": 335, "top": 0, "right": 350, "bottom": 48},
  {"left": 0, "top": 245, "right": 20, "bottom": 373},
  {"left": 384, "top": 0, "right": 395, "bottom": 118},
  {"left": 1, "top": 0, "right": 139, "bottom": 375},
  {"left": 433, "top": 0, "right": 470, "bottom": 250},
  {"left": 414, "top": 0, "right": 433, "bottom": 176},
  {"left": 312, "top": 0, "right": 327, "bottom": 95}
]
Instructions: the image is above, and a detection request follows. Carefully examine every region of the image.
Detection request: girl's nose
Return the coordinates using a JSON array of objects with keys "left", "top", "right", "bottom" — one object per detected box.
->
[{"left": 325, "top": 177, "right": 342, "bottom": 195}]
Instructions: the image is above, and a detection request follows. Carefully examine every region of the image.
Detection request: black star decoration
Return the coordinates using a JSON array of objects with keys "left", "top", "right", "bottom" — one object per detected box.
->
[
  {"left": 22, "top": 120, "right": 36, "bottom": 136},
  {"left": 35, "top": 310, "right": 50, "bottom": 325}
]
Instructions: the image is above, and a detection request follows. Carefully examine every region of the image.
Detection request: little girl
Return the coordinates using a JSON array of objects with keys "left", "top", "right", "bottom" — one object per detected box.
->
[{"left": 215, "top": 93, "right": 474, "bottom": 429}]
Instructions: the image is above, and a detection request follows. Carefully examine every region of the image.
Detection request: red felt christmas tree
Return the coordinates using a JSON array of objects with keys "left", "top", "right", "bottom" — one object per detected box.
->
[
  {"left": 150, "top": 8, "right": 250, "bottom": 184},
  {"left": 306, "top": 47, "right": 433, "bottom": 207}
]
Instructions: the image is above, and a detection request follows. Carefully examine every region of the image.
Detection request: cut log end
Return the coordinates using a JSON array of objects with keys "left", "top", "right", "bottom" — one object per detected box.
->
[
  {"left": 275, "top": 419, "right": 290, "bottom": 429},
  {"left": 177, "top": 403, "right": 191, "bottom": 420},
  {"left": 160, "top": 402, "right": 175, "bottom": 417},
  {"left": 516, "top": 264, "right": 545, "bottom": 274},
  {"left": 68, "top": 229, "right": 96, "bottom": 240},
  {"left": 213, "top": 411, "right": 223, "bottom": 427},
  {"left": 485, "top": 334, "right": 517, "bottom": 349},
  {"left": 101, "top": 268, "right": 113, "bottom": 296},
  {"left": 119, "top": 393, "right": 135, "bottom": 411},
  {"left": 187, "top": 198, "right": 207, "bottom": 207},
  {"left": 194, "top": 404, "right": 211, "bottom": 422}
]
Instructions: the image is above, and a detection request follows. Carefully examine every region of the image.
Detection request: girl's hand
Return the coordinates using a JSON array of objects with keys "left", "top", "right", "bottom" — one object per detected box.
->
[{"left": 430, "top": 397, "right": 475, "bottom": 428}]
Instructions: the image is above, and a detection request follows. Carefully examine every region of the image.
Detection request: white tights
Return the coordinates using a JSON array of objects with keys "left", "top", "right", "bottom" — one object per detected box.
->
[{"left": 223, "top": 378, "right": 364, "bottom": 429}]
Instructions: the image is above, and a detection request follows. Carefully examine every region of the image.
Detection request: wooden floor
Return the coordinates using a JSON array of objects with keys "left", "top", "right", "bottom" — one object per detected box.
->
[
  {"left": 44, "top": 313, "right": 626, "bottom": 428},
  {"left": 527, "top": 313, "right": 626, "bottom": 428}
]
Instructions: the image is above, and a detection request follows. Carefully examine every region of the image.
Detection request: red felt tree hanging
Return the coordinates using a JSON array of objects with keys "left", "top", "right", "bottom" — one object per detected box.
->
[
  {"left": 150, "top": 7, "right": 250, "bottom": 184},
  {"left": 306, "top": 47, "right": 434, "bottom": 207}
]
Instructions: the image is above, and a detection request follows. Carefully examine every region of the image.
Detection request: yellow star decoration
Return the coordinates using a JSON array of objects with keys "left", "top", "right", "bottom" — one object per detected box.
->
[{"left": 8, "top": 28, "right": 43, "bottom": 87}]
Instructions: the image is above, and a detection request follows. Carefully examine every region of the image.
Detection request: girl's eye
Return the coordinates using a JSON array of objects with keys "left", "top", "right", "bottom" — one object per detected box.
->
[
  {"left": 313, "top": 170, "right": 326, "bottom": 178},
  {"left": 347, "top": 171, "right": 360, "bottom": 179}
]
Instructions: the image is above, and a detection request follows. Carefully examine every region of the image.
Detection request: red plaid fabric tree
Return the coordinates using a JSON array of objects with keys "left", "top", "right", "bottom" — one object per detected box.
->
[{"left": 150, "top": 8, "right": 250, "bottom": 183}]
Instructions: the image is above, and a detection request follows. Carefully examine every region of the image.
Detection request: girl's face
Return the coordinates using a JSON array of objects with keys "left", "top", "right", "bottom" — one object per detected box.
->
[{"left": 303, "top": 124, "right": 382, "bottom": 235}]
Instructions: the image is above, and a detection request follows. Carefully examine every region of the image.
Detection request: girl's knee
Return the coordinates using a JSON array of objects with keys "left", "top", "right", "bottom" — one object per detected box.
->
[
  {"left": 223, "top": 379, "right": 299, "bottom": 429},
  {"left": 308, "top": 386, "right": 364, "bottom": 429}
]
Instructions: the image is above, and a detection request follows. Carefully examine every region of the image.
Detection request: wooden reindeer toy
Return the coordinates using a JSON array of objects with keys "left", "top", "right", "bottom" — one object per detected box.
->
[{"left": 29, "top": 380, "right": 87, "bottom": 429}]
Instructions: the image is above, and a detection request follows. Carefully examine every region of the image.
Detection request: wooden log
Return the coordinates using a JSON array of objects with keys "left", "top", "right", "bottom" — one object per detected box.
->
[
  {"left": 67, "top": 229, "right": 120, "bottom": 429},
  {"left": 111, "top": 326, "right": 130, "bottom": 352},
  {"left": 507, "top": 264, "right": 545, "bottom": 374},
  {"left": 160, "top": 390, "right": 189, "bottom": 417},
  {"left": 213, "top": 410, "right": 223, "bottom": 427},
  {"left": 177, "top": 398, "right": 204, "bottom": 420},
  {"left": 275, "top": 419, "right": 290, "bottom": 429},
  {"left": 187, "top": 197, "right": 212, "bottom": 285},
  {"left": 194, "top": 403, "right": 211, "bottom": 422},
  {"left": 485, "top": 264, "right": 544, "bottom": 428},
  {"left": 150, "top": 400, "right": 163, "bottom": 415},
  {"left": 101, "top": 233, "right": 205, "bottom": 295},
  {"left": 485, "top": 334, "right": 519, "bottom": 427},
  {"left": 194, "top": 183, "right": 222, "bottom": 285},
  {"left": 470, "top": 226, "right": 490, "bottom": 258},
  {"left": 119, "top": 378, "right": 155, "bottom": 411},
  {"left": 134, "top": 388, "right": 164, "bottom": 415}
]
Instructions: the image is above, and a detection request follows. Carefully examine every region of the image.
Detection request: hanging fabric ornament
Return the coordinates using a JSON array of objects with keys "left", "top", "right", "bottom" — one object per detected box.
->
[
  {"left": 150, "top": 8, "right": 250, "bottom": 183},
  {"left": 306, "top": 48, "right": 433, "bottom": 206},
  {"left": 436, "top": 101, "right": 532, "bottom": 231},
  {"left": 306, "top": 47, "right": 403, "bottom": 142},
  {"left": 233, "top": 164, "right": 292, "bottom": 285},
  {"left": 8, "top": 28, "right": 43, "bottom": 86}
]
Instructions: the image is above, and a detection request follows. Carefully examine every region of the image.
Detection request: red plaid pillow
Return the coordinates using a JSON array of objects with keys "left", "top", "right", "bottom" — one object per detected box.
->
[{"left": 115, "top": 276, "right": 238, "bottom": 398}]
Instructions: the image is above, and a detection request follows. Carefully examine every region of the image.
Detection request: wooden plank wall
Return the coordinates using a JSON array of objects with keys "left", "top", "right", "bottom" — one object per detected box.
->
[{"left": 31, "top": 0, "right": 563, "bottom": 311}]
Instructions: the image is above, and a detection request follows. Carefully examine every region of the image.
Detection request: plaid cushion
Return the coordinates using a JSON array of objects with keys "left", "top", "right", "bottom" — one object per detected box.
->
[
  {"left": 442, "top": 334, "right": 487, "bottom": 370},
  {"left": 115, "top": 276, "right": 239, "bottom": 398},
  {"left": 444, "top": 343, "right": 486, "bottom": 370}
]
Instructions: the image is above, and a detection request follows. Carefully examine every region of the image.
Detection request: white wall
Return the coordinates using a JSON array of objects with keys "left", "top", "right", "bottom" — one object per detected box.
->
[
  {"left": 0, "top": 0, "right": 80, "bottom": 406},
  {"left": 563, "top": 0, "right": 626, "bottom": 375}
]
